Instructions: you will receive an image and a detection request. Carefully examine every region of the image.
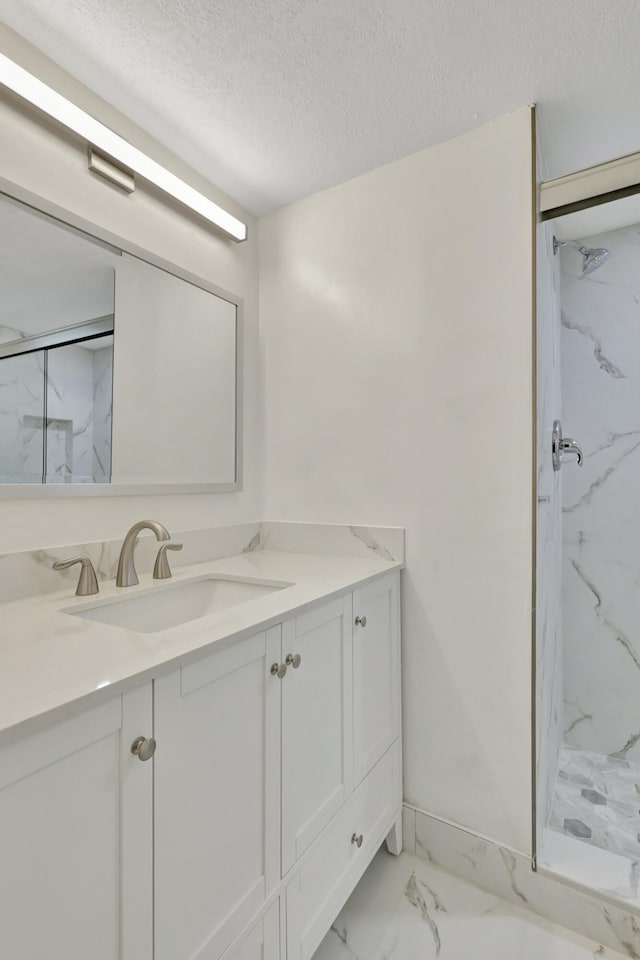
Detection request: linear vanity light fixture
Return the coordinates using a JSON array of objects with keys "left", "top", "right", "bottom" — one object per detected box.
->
[{"left": 0, "top": 53, "right": 247, "bottom": 242}]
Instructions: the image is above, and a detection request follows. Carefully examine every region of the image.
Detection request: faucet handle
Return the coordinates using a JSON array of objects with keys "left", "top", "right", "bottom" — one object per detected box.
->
[
  {"left": 552, "top": 420, "right": 584, "bottom": 470},
  {"left": 559, "top": 437, "right": 583, "bottom": 466},
  {"left": 153, "top": 543, "right": 183, "bottom": 580},
  {"left": 53, "top": 557, "right": 99, "bottom": 596}
]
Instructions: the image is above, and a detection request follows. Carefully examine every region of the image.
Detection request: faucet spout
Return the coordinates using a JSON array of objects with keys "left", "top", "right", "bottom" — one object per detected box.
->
[{"left": 116, "top": 520, "right": 171, "bottom": 587}]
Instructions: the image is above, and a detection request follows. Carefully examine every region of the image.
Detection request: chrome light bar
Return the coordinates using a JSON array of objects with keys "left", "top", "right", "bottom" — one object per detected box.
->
[{"left": 0, "top": 53, "right": 247, "bottom": 242}]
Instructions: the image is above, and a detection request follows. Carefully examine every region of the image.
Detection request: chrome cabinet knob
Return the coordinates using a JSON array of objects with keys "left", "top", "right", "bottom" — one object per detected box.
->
[
  {"left": 131, "top": 736, "right": 156, "bottom": 761},
  {"left": 270, "top": 662, "right": 287, "bottom": 679},
  {"left": 285, "top": 653, "right": 302, "bottom": 669},
  {"left": 351, "top": 833, "right": 364, "bottom": 848},
  {"left": 355, "top": 615, "right": 367, "bottom": 627}
]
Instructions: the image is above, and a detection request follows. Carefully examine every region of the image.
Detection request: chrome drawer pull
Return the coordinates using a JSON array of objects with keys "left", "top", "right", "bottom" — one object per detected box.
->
[
  {"left": 355, "top": 616, "right": 367, "bottom": 627},
  {"left": 285, "top": 653, "right": 302, "bottom": 669},
  {"left": 351, "top": 833, "right": 363, "bottom": 848}
]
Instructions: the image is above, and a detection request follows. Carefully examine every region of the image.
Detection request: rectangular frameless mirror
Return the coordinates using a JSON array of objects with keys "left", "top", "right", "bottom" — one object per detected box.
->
[{"left": 0, "top": 187, "right": 240, "bottom": 494}]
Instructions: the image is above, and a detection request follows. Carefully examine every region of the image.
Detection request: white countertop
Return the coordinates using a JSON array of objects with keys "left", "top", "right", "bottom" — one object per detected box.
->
[{"left": 0, "top": 549, "right": 401, "bottom": 740}]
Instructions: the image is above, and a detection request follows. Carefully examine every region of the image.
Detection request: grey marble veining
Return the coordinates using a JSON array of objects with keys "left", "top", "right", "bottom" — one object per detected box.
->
[
  {"left": 0, "top": 324, "right": 113, "bottom": 484},
  {"left": 313, "top": 844, "right": 622, "bottom": 960},
  {"left": 0, "top": 338, "right": 45, "bottom": 483},
  {"left": 0, "top": 522, "right": 262, "bottom": 603},
  {"left": 550, "top": 745, "right": 640, "bottom": 862},
  {"left": 259, "top": 522, "right": 404, "bottom": 563},
  {"left": 560, "top": 223, "right": 640, "bottom": 762},
  {"left": 92, "top": 344, "right": 112, "bottom": 483},
  {"left": 45, "top": 342, "right": 95, "bottom": 483},
  {"left": 410, "top": 806, "right": 640, "bottom": 957},
  {"left": 0, "top": 521, "right": 404, "bottom": 603}
]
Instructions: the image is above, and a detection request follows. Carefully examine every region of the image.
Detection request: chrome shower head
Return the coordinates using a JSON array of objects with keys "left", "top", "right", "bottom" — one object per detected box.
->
[
  {"left": 582, "top": 246, "right": 610, "bottom": 275},
  {"left": 553, "top": 236, "right": 610, "bottom": 276}
]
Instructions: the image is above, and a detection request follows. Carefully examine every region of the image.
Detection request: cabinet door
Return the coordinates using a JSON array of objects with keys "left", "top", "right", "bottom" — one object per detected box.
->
[
  {"left": 222, "top": 901, "right": 280, "bottom": 960},
  {"left": 154, "top": 627, "right": 281, "bottom": 960},
  {"left": 353, "top": 571, "right": 401, "bottom": 785},
  {"left": 281, "top": 596, "right": 353, "bottom": 875},
  {"left": 0, "top": 685, "right": 152, "bottom": 960},
  {"left": 286, "top": 741, "right": 402, "bottom": 960}
]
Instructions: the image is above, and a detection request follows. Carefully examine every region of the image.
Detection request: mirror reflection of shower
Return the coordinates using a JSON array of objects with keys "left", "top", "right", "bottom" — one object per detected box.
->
[
  {"left": 553, "top": 236, "right": 610, "bottom": 276},
  {"left": 0, "top": 191, "right": 118, "bottom": 485}
]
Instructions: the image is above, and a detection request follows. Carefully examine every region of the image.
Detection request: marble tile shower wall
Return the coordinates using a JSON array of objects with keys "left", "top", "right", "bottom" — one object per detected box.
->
[
  {"left": 536, "top": 221, "right": 564, "bottom": 840},
  {"left": 92, "top": 345, "right": 112, "bottom": 483},
  {"left": 0, "top": 344, "right": 44, "bottom": 482},
  {"left": 561, "top": 223, "right": 640, "bottom": 760},
  {"left": 0, "top": 322, "right": 111, "bottom": 483},
  {"left": 46, "top": 341, "right": 95, "bottom": 482}
]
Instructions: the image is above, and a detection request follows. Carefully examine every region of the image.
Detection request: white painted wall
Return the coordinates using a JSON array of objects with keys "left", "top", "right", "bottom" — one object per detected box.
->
[
  {"left": 0, "top": 23, "right": 259, "bottom": 551},
  {"left": 111, "top": 258, "right": 236, "bottom": 484},
  {"left": 259, "top": 108, "right": 535, "bottom": 852}
]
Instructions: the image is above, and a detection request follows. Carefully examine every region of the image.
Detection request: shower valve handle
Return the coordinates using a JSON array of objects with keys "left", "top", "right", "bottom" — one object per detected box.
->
[
  {"left": 559, "top": 437, "right": 583, "bottom": 466},
  {"left": 552, "top": 420, "right": 583, "bottom": 471}
]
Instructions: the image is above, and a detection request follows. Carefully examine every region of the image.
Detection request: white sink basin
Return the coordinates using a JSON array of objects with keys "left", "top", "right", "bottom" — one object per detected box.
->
[{"left": 65, "top": 577, "right": 290, "bottom": 634}]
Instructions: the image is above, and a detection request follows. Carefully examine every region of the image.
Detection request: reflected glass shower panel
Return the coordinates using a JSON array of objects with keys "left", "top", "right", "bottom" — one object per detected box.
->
[
  {"left": 0, "top": 350, "right": 45, "bottom": 482},
  {"left": 91, "top": 340, "right": 113, "bottom": 483},
  {"left": 45, "top": 338, "right": 113, "bottom": 484}
]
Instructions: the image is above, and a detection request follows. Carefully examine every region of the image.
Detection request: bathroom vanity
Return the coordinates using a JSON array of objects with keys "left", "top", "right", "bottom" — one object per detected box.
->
[{"left": 0, "top": 534, "right": 402, "bottom": 960}]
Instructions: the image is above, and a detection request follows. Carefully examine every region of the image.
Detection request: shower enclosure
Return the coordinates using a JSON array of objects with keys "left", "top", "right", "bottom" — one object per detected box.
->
[
  {"left": 0, "top": 189, "right": 117, "bottom": 485},
  {"left": 537, "top": 195, "right": 640, "bottom": 907},
  {"left": 0, "top": 327, "right": 114, "bottom": 484}
]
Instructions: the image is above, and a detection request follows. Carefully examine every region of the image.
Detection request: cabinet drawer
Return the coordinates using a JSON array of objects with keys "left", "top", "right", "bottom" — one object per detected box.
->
[{"left": 286, "top": 740, "right": 401, "bottom": 960}]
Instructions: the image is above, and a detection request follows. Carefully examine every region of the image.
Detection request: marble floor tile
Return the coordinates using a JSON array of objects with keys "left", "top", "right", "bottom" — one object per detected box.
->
[
  {"left": 550, "top": 745, "right": 640, "bottom": 860},
  {"left": 313, "top": 847, "right": 623, "bottom": 960}
]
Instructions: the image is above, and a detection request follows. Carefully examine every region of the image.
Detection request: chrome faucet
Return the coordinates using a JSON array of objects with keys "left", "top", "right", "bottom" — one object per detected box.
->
[{"left": 116, "top": 520, "right": 171, "bottom": 587}]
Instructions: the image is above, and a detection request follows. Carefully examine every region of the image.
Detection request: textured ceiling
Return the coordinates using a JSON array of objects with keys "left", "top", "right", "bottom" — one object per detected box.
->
[{"left": 0, "top": 0, "right": 639, "bottom": 215}]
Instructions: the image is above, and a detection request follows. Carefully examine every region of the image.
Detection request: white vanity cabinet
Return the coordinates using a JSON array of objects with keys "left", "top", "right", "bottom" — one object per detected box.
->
[
  {"left": 153, "top": 627, "right": 282, "bottom": 960},
  {"left": 0, "top": 568, "right": 401, "bottom": 960},
  {"left": 352, "top": 571, "right": 401, "bottom": 785},
  {"left": 0, "top": 685, "right": 153, "bottom": 960},
  {"left": 285, "top": 571, "right": 402, "bottom": 960},
  {"left": 221, "top": 902, "right": 281, "bottom": 960},
  {"left": 286, "top": 741, "right": 402, "bottom": 960},
  {"left": 281, "top": 595, "right": 353, "bottom": 875}
]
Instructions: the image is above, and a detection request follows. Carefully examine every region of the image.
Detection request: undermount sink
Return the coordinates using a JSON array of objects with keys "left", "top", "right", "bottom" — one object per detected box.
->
[{"left": 65, "top": 576, "right": 291, "bottom": 634}]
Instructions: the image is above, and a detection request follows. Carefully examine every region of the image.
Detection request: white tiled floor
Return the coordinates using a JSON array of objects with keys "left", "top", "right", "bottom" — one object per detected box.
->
[{"left": 312, "top": 847, "right": 624, "bottom": 960}]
